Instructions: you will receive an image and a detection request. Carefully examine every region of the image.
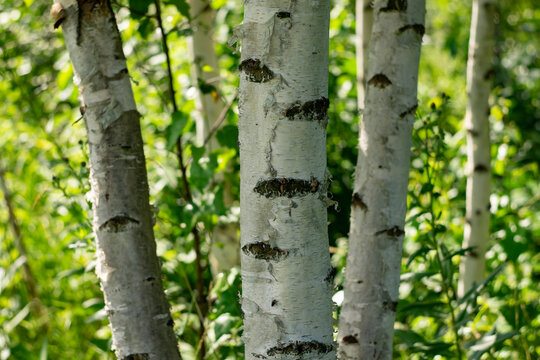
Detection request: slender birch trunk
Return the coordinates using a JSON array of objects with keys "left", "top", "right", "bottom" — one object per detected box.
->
[
  {"left": 458, "top": 0, "right": 496, "bottom": 297},
  {"left": 356, "top": 0, "right": 373, "bottom": 112},
  {"left": 51, "top": 1, "right": 181, "bottom": 358},
  {"left": 338, "top": 1, "right": 425, "bottom": 359},
  {"left": 187, "top": 0, "right": 240, "bottom": 276},
  {"left": 236, "top": 1, "right": 334, "bottom": 359},
  {"left": 188, "top": 0, "right": 223, "bottom": 151}
]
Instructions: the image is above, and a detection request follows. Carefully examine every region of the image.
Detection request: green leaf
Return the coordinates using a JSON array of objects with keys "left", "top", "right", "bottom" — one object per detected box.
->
[
  {"left": 90, "top": 338, "right": 111, "bottom": 353},
  {"left": 191, "top": 145, "right": 206, "bottom": 162},
  {"left": 467, "top": 329, "right": 520, "bottom": 360},
  {"left": 165, "top": 111, "right": 189, "bottom": 150},
  {"left": 128, "top": 0, "right": 153, "bottom": 17},
  {"left": 137, "top": 17, "right": 154, "bottom": 39},
  {"left": 216, "top": 125, "right": 238, "bottom": 149},
  {"left": 164, "top": 0, "right": 191, "bottom": 19}
]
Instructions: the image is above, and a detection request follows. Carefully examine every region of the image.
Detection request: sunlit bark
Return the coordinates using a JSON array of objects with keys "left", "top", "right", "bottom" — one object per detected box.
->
[
  {"left": 237, "top": 1, "right": 335, "bottom": 359},
  {"left": 459, "top": 0, "right": 496, "bottom": 297},
  {"left": 52, "top": 1, "right": 181, "bottom": 358},
  {"left": 338, "top": 0, "right": 425, "bottom": 359}
]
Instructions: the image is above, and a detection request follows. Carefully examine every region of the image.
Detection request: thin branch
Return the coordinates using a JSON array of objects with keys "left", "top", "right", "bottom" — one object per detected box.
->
[
  {"left": 154, "top": 1, "right": 207, "bottom": 358},
  {"left": 203, "top": 91, "right": 237, "bottom": 147},
  {"left": 0, "top": 151, "right": 46, "bottom": 317}
]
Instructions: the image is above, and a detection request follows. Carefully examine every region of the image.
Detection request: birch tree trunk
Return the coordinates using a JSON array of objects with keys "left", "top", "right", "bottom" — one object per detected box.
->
[
  {"left": 458, "top": 0, "right": 496, "bottom": 297},
  {"left": 356, "top": 0, "right": 373, "bottom": 112},
  {"left": 187, "top": 0, "right": 240, "bottom": 276},
  {"left": 338, "top": 0, "right": 425, "bottom": 359},
  {"left": 51, "top": 1, "right": 181, "bottom": 359},
  {"left": 236, "top": 1, "right": 335, "bottom": 359},
  {"left": 188, "top": 0, "right": 223, "bottom": 152}
]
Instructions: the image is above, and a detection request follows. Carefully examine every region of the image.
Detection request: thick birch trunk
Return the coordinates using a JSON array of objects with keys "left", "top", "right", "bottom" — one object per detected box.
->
[
  {"left": 187, "top": 0, "right": 240, "bottom": 276},
  {"left": 338, "top": 1, "right": 425, "bottom": 359},
  {"left": 458, "top": 0, "right": 496, "bottom": 297},
  {"left": 356, "top": 0, "right": 373, "bottom": 112},
  {"left": 52, "top": 1, "right": 181, "bottom": 359},
  {"left": 237, "top": 1, "right": 335, "bottom": 359}
]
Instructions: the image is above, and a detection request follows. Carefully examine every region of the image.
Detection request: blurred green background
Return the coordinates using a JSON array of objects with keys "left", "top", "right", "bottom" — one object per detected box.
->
[{"left": 0, "top": 0, "right": 538, "bottom": 359}]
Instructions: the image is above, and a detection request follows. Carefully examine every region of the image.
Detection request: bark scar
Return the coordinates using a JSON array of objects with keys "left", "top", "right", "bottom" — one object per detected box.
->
[
  {"left": 254, "top": 177, "right": 320, "bottom": 198},
  {"left": 375, "top": 226, "right": 405, "bottom": 237},
  {"left": 284, "top": 97, "right": 329, "bottom": 121},
  {"left": 397, "top": 24, "right": 425, "bottom": 36},
  {"left": 267, "top": 341, "right": 333, "bottom": 356},
  {"left": 242, "top": 242, "right": 288, "bottom": 261},
  {"left": 352, "top": 193, "right": 368, "bottom": 210},
  {"left": 99, "top": 215, "right": 140, "bottom": 233},
  {"left": 239, "top": 58, "right": 274, "bottom": 83},
  {"left": 368, "top": 74, "right": 392, "bottom": 88},
  {"left": 122, "top": 354, "right": 149, "bottom": 360},
  {"left": 342, "top": 335, "right": 359, "bottom": 344},
  {"left": 381, "top": 0, "right": 407, "bottom": 12}
]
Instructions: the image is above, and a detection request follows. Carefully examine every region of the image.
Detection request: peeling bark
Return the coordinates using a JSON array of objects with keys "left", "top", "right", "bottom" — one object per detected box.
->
[
  {"left": 338, "top": 0, "right": 425, "bottom": 359},
  {"left": 458, "top": 0, "right": 496, "bottom": 297},
  {"left": 52, "top": 1, "right": 180, "bottom": 358},
  {"left": 237, "top": 1, "right": 335, "bottom": 359}
]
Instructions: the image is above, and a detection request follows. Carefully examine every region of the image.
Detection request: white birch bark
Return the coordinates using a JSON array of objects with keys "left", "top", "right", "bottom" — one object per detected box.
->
[
  {"left": 187, "top": 0, "right": 240, "bottom": 276},
  {"left": 338, "top": 0, "right": 425, "bottom": 359},
  {"left": 458, "top": 0, "right": 496, "bottom": 297},
  {"left": 52, "top": 1, "right": 181, "bottom": 359},
  {"left": 187, "top": 0, "right": 223, "bottom": 151},
  {"left": 236, "top": 1, "right": 335, "bottom": 359},
  {"left": 356, "top": 0, "right": 373, "bottom": 112}
]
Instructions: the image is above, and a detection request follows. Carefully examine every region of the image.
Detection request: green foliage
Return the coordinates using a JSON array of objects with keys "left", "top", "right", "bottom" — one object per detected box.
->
[{"left": 0, "top": 0, "right": 537, "bottom": 359}]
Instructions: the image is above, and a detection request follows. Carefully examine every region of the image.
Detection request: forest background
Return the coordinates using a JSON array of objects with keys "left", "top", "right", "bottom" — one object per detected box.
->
[{"left": 0, "top": 0, "right": 538, "bottom": 359}]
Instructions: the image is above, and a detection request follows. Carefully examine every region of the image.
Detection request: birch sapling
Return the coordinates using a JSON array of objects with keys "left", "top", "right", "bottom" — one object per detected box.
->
[{"left": 459, "top": 0, "right": 496, "bottom": 297}]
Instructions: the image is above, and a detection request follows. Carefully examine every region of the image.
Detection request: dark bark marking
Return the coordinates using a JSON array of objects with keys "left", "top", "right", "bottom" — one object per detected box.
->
[
  {"left": 375, "top": 226, "right": 405, "bottom": 237},
  {"left": 368, "top": 74, "right": 392, "bottom": 88},
  {"left": 324, "top": 267, "right": 337, "bottom": 283},
  {"left": 252, "top": 354, "right": 268, "bottom": 359},
  {"left": 474, "top": 164, "right": 489, "bottom": 172},
  {"left": 383, "top": 300, "right": 399, "bottom": 312},
  {"left": 352, "top": 193, "right": 368, "bottom": 210},
  {"left": 397, "top": 24, "right": 425, "bottom": 36},
  {"left": 106, "top": 68, "right": 129, "bottom": 81},
  {"left": 466, "top": 247, "right": 479, "bottom": 258},
  {"left": 242, "top": 242, "right": 288, "bottom": 261},
  {"left": 276, "top": 11, "right": 291, "bottom": 18},
  {"left": 167, "top": 317, "right": 174, "bottom": 327},
  {"left": 484, "top": 68, "right": 495, "bottom": 80},
  {"left": 267, "top": 341, "right": 333, "bottom": 356},
  {"left": 467, "top": 128, "right": 479, "bottom": 137},
  {"left": 271, "top": 299, "right": 278, "bottom": 307},
  {"left": 145, "top": 276, "right": 156, "bottom": 282},
  {"left": 99, "top": 215, "right": 140, "bottom": 233},
  {"left": 381, "top": 0, "right": 407, "bottom": 12},
  {"left": 400, "top": 104, "right": 418, "bottom": 118},
  {"left": 254, "top": 177, "right": 320, "bottom": 198},
  {"left": 342, "top": 335, "right": 359, "bottom": 344},
  {"left": 284, "top": 97, "right": 329, "bottom": 121},
  {"left": 122, "top": 354, "right": 149, "bottom": 360},
  {"left": 475, "top": 209, "right": 482, "bottom": 216},
  {"left": 239, "top": 58, "right": 274, "bottom": 83}
]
